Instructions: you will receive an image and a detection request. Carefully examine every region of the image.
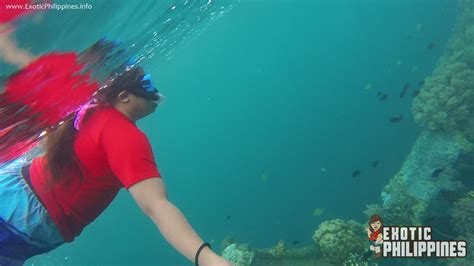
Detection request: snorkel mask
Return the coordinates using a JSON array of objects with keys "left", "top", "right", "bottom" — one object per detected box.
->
[
  {"left": 127, "top": 73, "right": 165, "bottom": 105},
  {"left": 123, "top": 56, "right": 165, "bottom": 104}
]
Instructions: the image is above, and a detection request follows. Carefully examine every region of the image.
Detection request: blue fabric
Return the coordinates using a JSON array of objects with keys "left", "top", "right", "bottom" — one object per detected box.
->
[
  {"left": 0, "top": 149, "right": 65, "bottom": 264},
  {"left": 0, "top": 255, "right": 24, "bottom": 266},
  {"left": 0, "top": 218, "right": 52, "bottom": 260}
]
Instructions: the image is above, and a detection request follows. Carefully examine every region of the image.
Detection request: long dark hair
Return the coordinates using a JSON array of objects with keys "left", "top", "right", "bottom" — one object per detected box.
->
[
  {"left": 368, "top": 214, "right": 384, "bottom": 233},
  {"left": 44, "top": 64, "right": 145, "bottom": 188}
]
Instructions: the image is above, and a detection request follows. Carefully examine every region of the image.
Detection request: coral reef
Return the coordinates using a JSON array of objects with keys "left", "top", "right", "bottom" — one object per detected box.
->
[
  {"left": 363, "top": 203, "right": 383, "bottom": 218},
  {"left": 221, "top": 235, "right": 238, "bottom": 250},
  {"left": 342, "top": 253, "right": 370, "bottom": 266},
  {"left": 221, "top": 242, "right": 324, "bottom": 266},
  {"left": 412, "top": 62, "right": 474, "bottom": 132},
  {"left": 451, "top": 191, "right": 474, "bottom": 237},
  {"left": 222, "top": 244, "right": 255, "bottom": 266},
  {"left": 381, "top": 173, "right": 422, "bottom": 225},
  {"left": 403, "top": 131, "right": 465, "bottom": 202},
  {"left": 268, "top": 240, "right": 286, "bottom": 257},
  {"left": 381, "top": 130, "right": 465, "bottom": 225},
  {"left": 412, "top": 0, "right": 474, "bottom": 143},
  {"left": 312, "top": 219, "right": 366, "bottom": 265}
]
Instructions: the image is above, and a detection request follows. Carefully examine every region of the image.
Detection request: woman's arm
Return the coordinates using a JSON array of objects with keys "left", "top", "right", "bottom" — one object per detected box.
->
[{"left": 128, "top": 177, "right": 231, "bottom": 265}]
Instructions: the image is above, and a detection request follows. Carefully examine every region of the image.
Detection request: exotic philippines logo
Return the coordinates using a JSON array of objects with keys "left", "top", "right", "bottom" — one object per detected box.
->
[{"left": 366, "top": 215, "right": 467, "bottom": 258}]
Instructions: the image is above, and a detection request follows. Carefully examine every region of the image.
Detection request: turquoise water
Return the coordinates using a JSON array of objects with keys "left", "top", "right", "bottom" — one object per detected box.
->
[{"left": 0, "top": 0, "right": 460, "bottom": 265}]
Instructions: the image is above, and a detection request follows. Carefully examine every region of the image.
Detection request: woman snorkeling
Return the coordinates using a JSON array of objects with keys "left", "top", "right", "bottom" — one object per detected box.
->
[{"left": 0, "top": 36, "right": 232, "bottom": 266}]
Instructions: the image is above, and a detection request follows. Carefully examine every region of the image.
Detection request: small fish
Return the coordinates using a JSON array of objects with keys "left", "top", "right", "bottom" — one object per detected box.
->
[
  {"left": 352, "top": 170, "right": 361, "bottom": 178},
  {"left": 377, "top": 91, "right": 382, "bottom": 97},
  {"left": 320, "top": 167, "right": 327, "bottom": 173},
  {"left": 400, "top": 82, "right": 410, "bottom": 98},
  {"left": 379, "top": 93, "right": 388, "bottom": 101},
  {"left": 427, "top": 42, "right": 436, "bottom": 49},
  {"left": 312, "top": 208, "right": 324, "bottom": 216},
  {"left": 292, "top": 240, "right": 300, "bottom": 245},
  {"left": 412, "top": 90, "right": 420, "bottom": 98},
  {"left": 389, "top": 114, "right": 403, "bottom": 123},
  {"left": 371, "top": 160, "right": 379, "bottom": 167},
  {"left": 432, "top": 168, "right": 445, "bottom": 178},
  {"left": 418, "top": 80, "right": 425, "bottom": 86},
  {"left": 226, "top": 215, "right": 231, "bottom": 220}
]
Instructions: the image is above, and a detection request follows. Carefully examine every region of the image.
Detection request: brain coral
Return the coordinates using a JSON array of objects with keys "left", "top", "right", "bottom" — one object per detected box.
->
[{"left": 312, "top": 219, "right": 366, "bottom": 265}]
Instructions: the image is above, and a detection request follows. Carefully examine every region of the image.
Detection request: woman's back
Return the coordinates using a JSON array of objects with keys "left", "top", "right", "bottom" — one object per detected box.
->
[{"left": 29, "top": 106, "right": 161, "bottom": 242}]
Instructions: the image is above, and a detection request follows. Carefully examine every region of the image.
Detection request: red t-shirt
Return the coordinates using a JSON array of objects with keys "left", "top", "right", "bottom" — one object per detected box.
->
[
  {"left": 30, "top": 106, "right": 162, "bottom": 242},
  {"left": 369, "top": 230, "right": 380, "bottom": 241}
]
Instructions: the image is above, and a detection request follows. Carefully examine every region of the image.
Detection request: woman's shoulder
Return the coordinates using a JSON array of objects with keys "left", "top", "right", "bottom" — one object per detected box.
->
[
  {"left": 92, "top": 106, "right": 140, "bottom": 135},
  {"left": 97, "top": 107, "right": 132, "bottom": 124}
]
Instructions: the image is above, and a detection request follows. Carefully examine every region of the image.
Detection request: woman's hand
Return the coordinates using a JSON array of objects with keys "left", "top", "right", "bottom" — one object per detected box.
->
[
  {"left": 207, "top": 255, "right": 233, "bottom": 266},
  {"left": 199, "top": 249, "right": 233, "bottom": 266}
]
